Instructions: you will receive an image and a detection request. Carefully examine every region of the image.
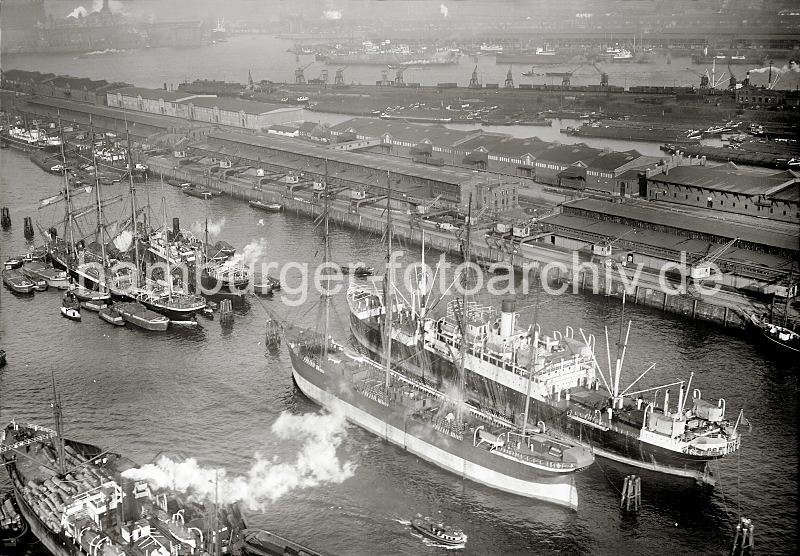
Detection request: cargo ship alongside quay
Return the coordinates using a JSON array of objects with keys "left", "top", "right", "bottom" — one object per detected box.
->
[
  {"left": 346, "top": 286, "right": 745, "bottom": 484},
  {"left": 287, "top": 186, "right": 594, "bottom": 510}
]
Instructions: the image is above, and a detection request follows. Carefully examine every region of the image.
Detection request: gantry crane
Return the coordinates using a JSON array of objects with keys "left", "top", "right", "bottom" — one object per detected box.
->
[
  {"left": 394, "top": 67, "right": 405, "bottom": 86},
  {"left": 295, "top": 62, "right": 313, "bottom": 84},
  {"left": 504, "top": 65, "right": 514, "bottom": 88}
]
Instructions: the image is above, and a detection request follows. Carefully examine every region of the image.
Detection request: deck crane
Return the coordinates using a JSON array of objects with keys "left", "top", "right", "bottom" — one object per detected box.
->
[
  {"left": 504, "top": 65, "right": 514, "bottom": 88},
  {"left": 334, "top": 67, "right": 346, "bottom": 86},
  {"left": 685, "top": 62, "right": 726, "bottom": 90},
  {"left": 592, "top": 62, "right": 609, "bottom": 87},
  {"left": 394, "top": 67, "right": 405, "bottom": 86},
  {"left": 592, "top": 228, "right": 637, "bottom": 258},
  {"left": 689, "top": 237, "right": 738, "bottom": 281},
  {"left": 294, "top": 62, "right": 313, "bottom": 84}
]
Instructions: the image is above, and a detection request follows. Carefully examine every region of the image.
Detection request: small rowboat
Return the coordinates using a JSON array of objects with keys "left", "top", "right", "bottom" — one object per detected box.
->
[
  {"left": 340, "top": 265, "right": 375, "bottom": 277},
  {"left": 249, "top": 200, "right": 283, "bottom": 212},
  {"left": 60, "top": 306, "right": 81, "bottom": 321},
  {"left": 411, "top": 517, "right": 467, "bottom": 547},
  {"left": 80, "top": 300, "right": 106, "bottom": 312},
  {"left": 98, "top": 306, "right": 125, "bottom": 326}
]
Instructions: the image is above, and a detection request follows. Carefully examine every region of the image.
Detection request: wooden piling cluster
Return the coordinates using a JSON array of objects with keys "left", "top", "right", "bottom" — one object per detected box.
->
[
  {"left": 730, "top": 517, "right": 754, "bottom": 555},
  {"left": 265, "top": 319, "right": 281, "bottom": 349},
  {"left": 1, "top": 207, "right": 11, "bottom": 230},
  {"left": 23, "top": 216, "right": 34, "bottom": 239},
  {"left": 620, "top": 475, "right": 641, "bottom": 512},
  {"left": 219, "top": 299, "right": 233, "bottom": 325}
]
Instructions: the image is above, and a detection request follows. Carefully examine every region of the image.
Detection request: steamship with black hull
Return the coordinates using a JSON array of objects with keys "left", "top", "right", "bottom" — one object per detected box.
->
[
  {"left": 0, "top": 389, "right": 325, "bottom": 556},
  {"left": 287, "top": 177, "right": 594, "bottom": 510},
  {"left": 347, "top": 288, "right": 745, "bottom": 484}
]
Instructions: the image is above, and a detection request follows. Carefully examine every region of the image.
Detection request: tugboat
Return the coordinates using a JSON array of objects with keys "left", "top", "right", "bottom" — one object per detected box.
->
[{"left": 411, "top": 515, "right": 467, "bottom": 547}]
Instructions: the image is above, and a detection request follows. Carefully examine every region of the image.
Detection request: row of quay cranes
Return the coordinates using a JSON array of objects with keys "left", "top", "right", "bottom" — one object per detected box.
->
[{"left": 295, "top": 64, "right": 344, "bottom": 85}]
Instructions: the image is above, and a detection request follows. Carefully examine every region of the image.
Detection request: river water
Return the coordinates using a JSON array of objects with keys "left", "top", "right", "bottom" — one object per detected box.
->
[{"left": 0, "top": 138, "right": 797, "bottom": 555}]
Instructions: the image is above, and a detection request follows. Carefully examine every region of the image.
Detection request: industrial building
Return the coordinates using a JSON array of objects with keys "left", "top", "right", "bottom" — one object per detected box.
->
[
  {"left": 646, "top": 164, "right": 800, "bottom": 225},
  {"left": 183, "top": 130, "right": 514, "bottom": 213},
  {"left": 106, "top": 87, "right": 304, "bottom": 131}
]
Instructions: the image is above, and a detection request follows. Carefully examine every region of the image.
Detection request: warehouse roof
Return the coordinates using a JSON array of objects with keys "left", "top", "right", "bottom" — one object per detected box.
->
[
  {"left": 648, "top": 165, "right": 800, "bottom": 196},
  {"left": 564, "top": 198, "right": 798, "bottom": 252}
]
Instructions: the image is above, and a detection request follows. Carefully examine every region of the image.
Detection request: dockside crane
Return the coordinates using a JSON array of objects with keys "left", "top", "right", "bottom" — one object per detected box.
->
[
  {"left": 592, "top": 228, "right": 637, "bottom": 258},
  {"left": 728, "top": 64, "right": 737, "bottom": 90},
  {"left": 295, "top": 62, "right": 313, "bottom": 84},
  {"left": 592, "top": 63, "right": 609, "bottom": 87},
  {"left": 469, "top": 65, "right": 481, "bottom": 88},
  {"left": 334, "top": 67, "right": 346, "bottom": 87},
  {"left": 394, "top": 67, "right": 405, "bottom": 86},
  {"left": 504, "top": 66, "right": 514, "bottom": 88},
  {"left": 561, "top": 63, "right": 585, "bottom": 87},
  {"left": 689, "top": 237, "right": 738, "bottom": 280}
]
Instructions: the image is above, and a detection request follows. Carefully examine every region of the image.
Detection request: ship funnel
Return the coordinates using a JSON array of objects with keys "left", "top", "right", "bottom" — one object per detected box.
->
[
  {"left": 500, "top": 299, "right": 515, "bottom": 337},
  {"left": 172, "top": 217, "right": 180, "bottom": 237}
]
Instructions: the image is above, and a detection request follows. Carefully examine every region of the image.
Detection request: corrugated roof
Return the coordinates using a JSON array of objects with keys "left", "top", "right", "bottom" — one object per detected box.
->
[
  {"left": 180, "top": 95, "right": 290, "bottom": 115},
  {"left": 542, "top": 212, "right": 795, "bottom": 271},
  {"left": 587, "top": 149, "right": 642, "bottom": 171},
  {"left": 207, "top": 130, "right": 486, "bottom": 187},
  {"left": 648, "top": 165, "right": 799, "bottom": 196},
  {"left": 565, "top": 198, "right": 798, "bottom": 251},
  {"left": 112, "top": 86, "right": 201, "bottom": 103},
  {"left": 537, "top": 143, "right": 602, "bottom": 165}
]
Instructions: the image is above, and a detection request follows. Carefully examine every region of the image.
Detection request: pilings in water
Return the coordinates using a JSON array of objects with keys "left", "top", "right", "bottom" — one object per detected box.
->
[
  {"left": 23, "top": 216, "right": 34, "bottom": 240},
  {"left": 1, "top": 207, "right": 10, "bottom": 230},
  {"left": 730, "top": 517, "right": 754, "bottom": 555},
  {"left": 219, "top": 299, "right": 233, "bottom": 326},
  {"left": 620, "top": 475, "right": 641, "bottom": 512},
  {"left": 265, "top": 319, "right": 281, "bottom": 350}
]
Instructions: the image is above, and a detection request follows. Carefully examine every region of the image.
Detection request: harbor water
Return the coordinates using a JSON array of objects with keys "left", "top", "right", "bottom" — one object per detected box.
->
[{"left": 0, "top": 144, "right": 797, "bottom": 555}]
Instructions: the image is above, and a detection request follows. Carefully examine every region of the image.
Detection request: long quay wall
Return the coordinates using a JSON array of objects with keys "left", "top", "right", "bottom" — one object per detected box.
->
[{"left": 147, "top": 157, "right": 758, "bottom": 332}]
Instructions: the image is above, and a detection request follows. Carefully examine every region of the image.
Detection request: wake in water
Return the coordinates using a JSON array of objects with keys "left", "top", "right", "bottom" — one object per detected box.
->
[
  {"left": 75, "top": 48, "right": 128, "bottom": 59},
  {"left": 121, "top": 409, "right": 355, "bottom": 510}
]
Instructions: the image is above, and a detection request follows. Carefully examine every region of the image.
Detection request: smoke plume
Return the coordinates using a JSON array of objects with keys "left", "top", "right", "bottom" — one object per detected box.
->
[
  {"left": 191, "top": 217, "right": 226, "bottom": 238},
  {"left": 323, "top": 10, "right": 342, "bottom": 20},
  {"left": 68, "top": 1, "right": 125, "bottom": 19},
  {"left": 121, "top": 410, "right": 355, "bottom": 510},
  {"left": 440, "top": 3, "right": 449, "bottom": 17},
  {"left": 230, "top": 238, "right": 267, "bottom": 268},
  {"left": 749, "top": 62, "right": 800, "bottom": 74}
]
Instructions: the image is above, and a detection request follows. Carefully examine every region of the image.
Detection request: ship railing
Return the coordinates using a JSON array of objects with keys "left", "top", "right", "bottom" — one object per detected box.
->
[
  {"left": 431, "top": 416, "right": 465, "bottom": 440},
  {"left": 0, "top": 429, "right": 57, "bottom": 454},
  {"left": 492, "top": 444, "right": 575, "bottom": 470}
]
